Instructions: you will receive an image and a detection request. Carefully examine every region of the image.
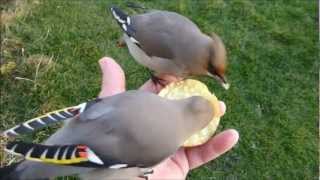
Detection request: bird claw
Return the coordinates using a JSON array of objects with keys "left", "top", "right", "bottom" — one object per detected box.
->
[
  {"left": 138, "top": 168, "right": 153, "bottom": 180},
  {"left": 138, "top": 175, "right": 149, "bottom": 180},
  {"left": 150, "top": 74, "right": 167, "bottom": 87},
  {"left": 117, "top": 41, "right": 126, "bottom": 48},
  {"left": 142, "top": 168, "right": 154, "bottom": 175},
  {"left": 117, "top": 37, "right": 126, "bottom": 48}
]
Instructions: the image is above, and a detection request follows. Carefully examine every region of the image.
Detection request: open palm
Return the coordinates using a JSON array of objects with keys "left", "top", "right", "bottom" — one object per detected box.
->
[{"left": 97, "top": 57, "right": 239, "bottom": 179}]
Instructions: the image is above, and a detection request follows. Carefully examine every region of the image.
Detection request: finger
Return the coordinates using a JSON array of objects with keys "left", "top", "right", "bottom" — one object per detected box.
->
[
  {"left": 185, "top": 129, "right": 239, "bottom": 170},
  {"left": 98, "top": 57, "right": 126, "bottom": 98},
  {"left": 219, "top": 101, "right": 226, "bottom": 117},
  {"left": 139, "top": 75, "right": 182, "bottom": 93},
  {"left": 147, "top": 149, "right": 189, "bottom": 179},
  {"left": 139, "top": 79, "right": 163, "bottom": 93},
  {"left": 158, "top": 74, "right": 183, "bottom": 83}
]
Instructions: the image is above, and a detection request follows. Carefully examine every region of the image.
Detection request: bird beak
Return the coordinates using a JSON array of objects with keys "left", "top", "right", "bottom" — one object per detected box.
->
[
  {"left": 207, "top": 72, "right": 230, "bottom": 90},
  {"left": 221, "top": 82, "right": 230, "bottom": 90}
]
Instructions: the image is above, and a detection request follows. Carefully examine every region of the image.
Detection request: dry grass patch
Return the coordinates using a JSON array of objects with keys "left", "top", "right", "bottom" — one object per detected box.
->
[{"left": 0, "top": 0, "right": 43, "bottom": 167}]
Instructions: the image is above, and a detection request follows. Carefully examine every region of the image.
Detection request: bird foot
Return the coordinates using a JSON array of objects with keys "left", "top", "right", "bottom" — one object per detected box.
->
[
  {"left": 151, "top": 74, "right": 168, "bottom": 87},
  {"left": 117, "top": 38, "right": 126, "bottom": 48},
  {"left": 138, "top": 168, "right": 154, "bottom": 180}
]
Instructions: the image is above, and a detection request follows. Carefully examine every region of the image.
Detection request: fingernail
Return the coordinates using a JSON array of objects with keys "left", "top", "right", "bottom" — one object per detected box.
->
[
  {"left": 99, "top": 57, "right": 112, "bottom": 65},
  {"left": 219, "top": 101, "right": 226, "bottom": 116}
]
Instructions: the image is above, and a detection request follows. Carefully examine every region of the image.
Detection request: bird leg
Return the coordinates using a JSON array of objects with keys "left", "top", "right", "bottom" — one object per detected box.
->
[
  {"left": 80, "top": 167, "right": 153, "bottom": 180},
  {"left": 138, "top": 168, "right": 154, "bottom": 180},
  {"left": 150, "top": 73, "right": 168, "bottom": 87},
  {"left": 117, "top": 37, "right": 126, "bottom": 48}
]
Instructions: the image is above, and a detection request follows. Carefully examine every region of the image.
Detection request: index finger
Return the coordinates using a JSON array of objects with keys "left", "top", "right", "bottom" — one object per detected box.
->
[
  {"left": 185, "top": 129, "right": 239, "bottom": 170},
  {"left": 139, "top": 75, "right": 182, "bottom": 93},
  {"left": 139, "top": 79, "right": 164, "bottom": 93}
]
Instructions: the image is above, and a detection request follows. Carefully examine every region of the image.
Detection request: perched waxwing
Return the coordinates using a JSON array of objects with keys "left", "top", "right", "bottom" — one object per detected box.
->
[
  {"left": 110, "top": 6, "right": 230, "bottom": 89},
  {"left": 0, "top": 90, "right": 214, "bottom": 179}
]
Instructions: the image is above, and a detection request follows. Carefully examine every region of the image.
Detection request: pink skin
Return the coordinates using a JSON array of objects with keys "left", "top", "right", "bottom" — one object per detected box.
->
[{"left": 98, "top": 57, "right": 239, "bottom": 179}]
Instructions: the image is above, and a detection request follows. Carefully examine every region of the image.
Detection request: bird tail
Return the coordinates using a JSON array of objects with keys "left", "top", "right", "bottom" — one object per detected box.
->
[{"left": 0, "top": 162, "right": 21, "bottom": 180}]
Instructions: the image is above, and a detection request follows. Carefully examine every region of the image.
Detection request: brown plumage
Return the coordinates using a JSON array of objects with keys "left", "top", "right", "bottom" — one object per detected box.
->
[{"left": 111, "top": 6, "right": 229, "bottom": 89}]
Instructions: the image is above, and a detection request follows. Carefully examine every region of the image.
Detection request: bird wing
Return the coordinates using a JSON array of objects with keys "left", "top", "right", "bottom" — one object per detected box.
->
[
  {"left": 1, "top": 98, "right": 101, "bottom": 138},
  {"left": 3, "top": 91, "right": 200, "bottom": 179},
  {"left": 123, "top": 33, "right": 185, "bottom": 75},
  {"left": 3, "top": 95, "right": 149, "bottom": 179},
  {"left": 130, "top": 11, "right": 191, "bottom": 59}
]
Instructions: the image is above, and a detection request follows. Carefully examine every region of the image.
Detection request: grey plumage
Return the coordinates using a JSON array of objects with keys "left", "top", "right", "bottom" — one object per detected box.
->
[
  {"left": 3, "top": 90, "right": 213, "bottom": 179},
  {"left": 110, "top": 6, "right": 229, "bottom": 89}
]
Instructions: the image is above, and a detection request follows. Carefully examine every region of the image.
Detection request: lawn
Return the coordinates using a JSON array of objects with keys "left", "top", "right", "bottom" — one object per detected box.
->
[{"left": 0, "top": 0, "right": 318, "bottom": 179}]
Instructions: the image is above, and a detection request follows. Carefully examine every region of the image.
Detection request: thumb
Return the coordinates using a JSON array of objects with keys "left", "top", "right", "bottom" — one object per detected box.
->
[{"left": 98, "top": 57, "right": 126, "bottom": 98}]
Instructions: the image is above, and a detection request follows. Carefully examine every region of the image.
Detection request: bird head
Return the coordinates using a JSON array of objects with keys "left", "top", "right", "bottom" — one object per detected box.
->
[
  {"left": 182, "top": 96, "right": 214, "bottom": 134},
  {"left": 207, "top": 33, "right": 229, "bottom": 90}
]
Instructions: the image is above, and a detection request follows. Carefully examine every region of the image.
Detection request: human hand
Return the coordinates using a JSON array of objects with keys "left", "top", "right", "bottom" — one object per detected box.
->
[{"left": 97, "top": 57, "right": 239, "bottom": 179}]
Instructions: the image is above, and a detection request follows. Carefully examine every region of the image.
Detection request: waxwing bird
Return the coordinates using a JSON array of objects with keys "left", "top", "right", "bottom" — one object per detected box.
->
[
  {"left": 110, "top": 6, "right": 230, "bottom": 89},
  {"left": 0, "top": 90, "right": 214, "bottom": 180}
]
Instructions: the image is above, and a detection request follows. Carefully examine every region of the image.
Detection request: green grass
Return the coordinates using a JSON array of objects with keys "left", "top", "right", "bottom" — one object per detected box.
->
[{"left": 1, "top": 0, "right": 318, "bottom": 179}]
